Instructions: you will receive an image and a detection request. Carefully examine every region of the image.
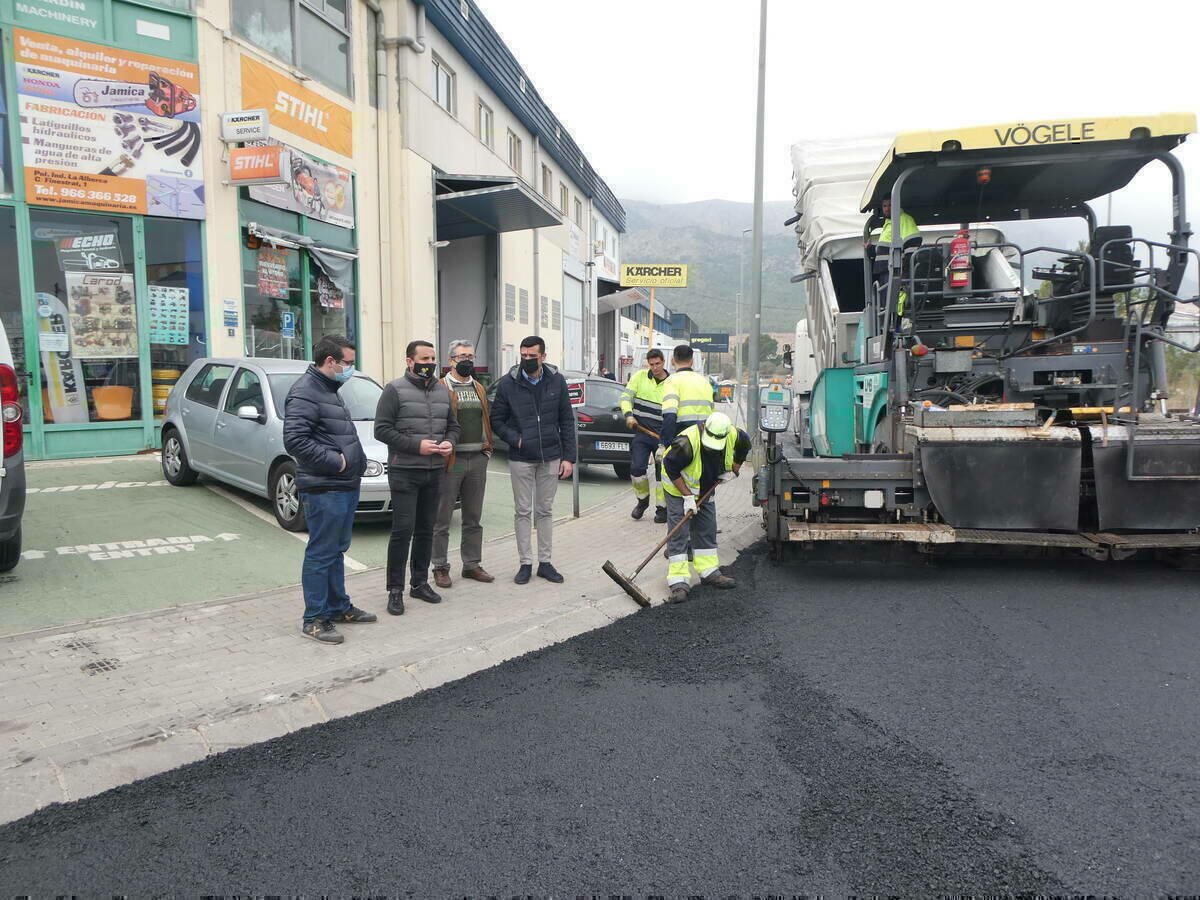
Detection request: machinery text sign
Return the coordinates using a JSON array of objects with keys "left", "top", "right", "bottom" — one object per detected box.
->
[{"left": 620, "top": 264, "right": 688, "bottom": 288}]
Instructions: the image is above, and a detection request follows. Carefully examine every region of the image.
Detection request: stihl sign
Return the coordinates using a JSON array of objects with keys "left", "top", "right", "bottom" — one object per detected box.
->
[{"left": 228, "top": 145, "right": 288, "bottom": 185}]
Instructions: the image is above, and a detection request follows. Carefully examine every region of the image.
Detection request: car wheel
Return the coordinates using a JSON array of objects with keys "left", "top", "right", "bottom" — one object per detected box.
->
[
  {"left": 0, "top": 527, "right": 20, "bottom": 573},
  {"left": 270, "top": 461, "right": 308, "bottom": 532},
  {"left": 161, "top": 429, "right": 199, "bottom": 486},
  {"left": 612, "top": 462, "right": 631, "bottom": 481}
]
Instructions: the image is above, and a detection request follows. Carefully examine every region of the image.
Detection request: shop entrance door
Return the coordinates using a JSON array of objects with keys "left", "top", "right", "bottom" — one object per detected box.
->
[{"left": 21, "top": 209, "right": 155, "bottom": 459}]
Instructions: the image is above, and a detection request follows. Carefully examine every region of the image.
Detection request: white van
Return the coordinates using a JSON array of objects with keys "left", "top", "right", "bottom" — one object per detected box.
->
[{"left": 0, "top": 318, "right": 26, "bottom": 571}]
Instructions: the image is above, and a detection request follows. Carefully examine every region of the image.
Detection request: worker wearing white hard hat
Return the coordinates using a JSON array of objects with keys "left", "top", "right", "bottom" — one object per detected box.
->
[{"left": 660, "top": 410, "right": 751, "bottom": 604}]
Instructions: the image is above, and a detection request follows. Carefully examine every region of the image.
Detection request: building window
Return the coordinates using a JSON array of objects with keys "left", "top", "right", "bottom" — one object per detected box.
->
[
  {"left": 504, "top": 283, "right": 516, "bottom": 322},
  {"left": 433, "top": 54, "right": 456, "bottom": 115},
  {"left": 508, "top": 130, "right": 522, "bottom": 177},
  {"left": 233, "top": 0, "right": 352, "bottom": 96},
  {"left": 476, "top": 99, "right": 494, "bottom": 148},
  {"left": 573, "top": 198, "right": 582, "bottom": 227},
  {"left": 0, "top": 48, "right": 10, "bottom": 196},
  {"left": 559, "top": 183, "right": 569, "bottom": 215},
  {"left": 541, "top": 164, "right": 552, "bottom": 199},
  {"left": 366, "top": 10, "right": 378, "bottom": 108},
  {"left": 519, "top": 288, "right": 530, "bottom": 324}
]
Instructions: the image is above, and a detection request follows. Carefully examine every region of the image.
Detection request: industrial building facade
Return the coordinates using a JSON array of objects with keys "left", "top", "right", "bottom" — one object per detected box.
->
[{"left": 0, "top": 0, "right": 623, "bottom": 459}]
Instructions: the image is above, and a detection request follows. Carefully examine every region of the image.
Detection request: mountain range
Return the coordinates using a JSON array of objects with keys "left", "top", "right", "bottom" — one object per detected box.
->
[{"left": 618, "top": 198, "right": 807, "bottom": 334}]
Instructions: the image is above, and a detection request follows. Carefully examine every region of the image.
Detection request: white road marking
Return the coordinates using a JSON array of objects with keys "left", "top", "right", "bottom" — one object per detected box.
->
[
  {"left": 27, "top": 454, "right": 162, "bottom": 470},
  {"left": 204, "top": 482, "right": 369, "bottom": 571}
]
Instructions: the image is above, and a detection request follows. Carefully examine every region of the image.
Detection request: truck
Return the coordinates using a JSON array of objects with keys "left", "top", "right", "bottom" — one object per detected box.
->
[{"left": 759, "top": 113, "right": 1200, "bottom": 562}]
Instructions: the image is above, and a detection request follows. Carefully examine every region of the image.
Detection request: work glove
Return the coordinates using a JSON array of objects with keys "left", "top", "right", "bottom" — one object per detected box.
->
[
  {"left": 625, "top": 415, "right": 637, "bottom": 430},
  {"left": 718, "top": 470, "right": 737, "bottom": 483},
  {"left": 654, "top": 445, "right": 665, "bottom": 463},
  {"left": 682, "top": 495, "right": 698, "bottom": 517}
]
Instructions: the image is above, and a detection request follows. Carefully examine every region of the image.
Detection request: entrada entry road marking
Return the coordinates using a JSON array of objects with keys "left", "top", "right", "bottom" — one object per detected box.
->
[
  {"left": 27, "top": 480, "right": 170, "bottom": 493},
  {"left": 21, "top": 533, "right": 241, "bottom": 563},
  {"left": 204, "top": 482, "right": 369, "bottom": 572}
]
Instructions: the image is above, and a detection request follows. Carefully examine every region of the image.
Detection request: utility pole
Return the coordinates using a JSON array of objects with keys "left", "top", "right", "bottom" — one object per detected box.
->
[
  {"left": 737, "top": 226, "right": 751, "bottom": 391},
  {"left": 747, "top": 0, "right": 768, "bottom": 435}
]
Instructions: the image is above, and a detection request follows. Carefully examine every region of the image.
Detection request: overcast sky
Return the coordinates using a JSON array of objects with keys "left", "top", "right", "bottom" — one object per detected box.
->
[{"left": 478, "top": 0, "right": 1200, "bottom": 226}]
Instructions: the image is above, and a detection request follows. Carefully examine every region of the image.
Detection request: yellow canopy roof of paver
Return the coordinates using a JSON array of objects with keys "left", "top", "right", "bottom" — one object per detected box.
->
[{"left": 860, "top": 113, "right": 1196, "bottom": 222}]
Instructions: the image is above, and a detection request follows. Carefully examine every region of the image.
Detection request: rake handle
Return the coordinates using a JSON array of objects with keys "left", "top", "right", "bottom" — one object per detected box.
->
[{"left": 629, "top": 482, "right": 719, "bottom": 580}]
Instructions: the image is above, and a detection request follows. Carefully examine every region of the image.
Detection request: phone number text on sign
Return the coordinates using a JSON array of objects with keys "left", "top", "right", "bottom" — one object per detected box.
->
[{"left": 25, "top": 168, "right": 145, "bottom": 213}]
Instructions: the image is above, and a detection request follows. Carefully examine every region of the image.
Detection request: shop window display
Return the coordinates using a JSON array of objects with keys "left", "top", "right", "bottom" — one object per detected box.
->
[
  {"left": 145, "top": 220, "right": 207, "bottom": 417},
  {"left": 30, "top": 212, "right": 140, "bottom": 425}
]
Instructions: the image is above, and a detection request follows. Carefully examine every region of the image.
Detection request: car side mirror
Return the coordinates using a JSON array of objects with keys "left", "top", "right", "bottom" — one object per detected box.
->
[{"left": 237, "top": 405, "right": 264, "bottom": 423}]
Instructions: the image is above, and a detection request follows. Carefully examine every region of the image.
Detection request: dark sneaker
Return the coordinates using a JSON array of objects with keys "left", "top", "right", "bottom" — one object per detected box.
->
[
  {"left": 386, "top": 589, "right": 405, "bottom": 616},
  {"left": 631, "top": 497, "right": 650, "bottom": 520},
  {"left": 301, "top": 619, "right": 344, "bottom": 644},
  {"left": 433, "top": 567, "right": 453, "bottom": 589},
  {"left": 667, "top": 585, "right": 691, "bottom": 605},
  {"left": 536, "top": 562, "right": 564, "bottom": 584},
  {"left": 514, "top": 564, "right": 532, "bottom": 584},
  {"left": 410, "top": 583, "right": 442, "bottom": 604},
  {"left": 653, "top": 506, "right": 667, "bottom": 524},
  {"left": 461, "top": 566, "right": 495, "bottom": 583},
  {"left": 330, "top": 605, "right": 377, "bottom": 624},
  {"left": 701, "top": 572, "right": 737, "bottom": 590}
]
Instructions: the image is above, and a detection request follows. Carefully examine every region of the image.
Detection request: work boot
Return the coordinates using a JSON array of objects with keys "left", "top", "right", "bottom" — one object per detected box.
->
[
  {"left": 701, "top": 572, "right": 737, "bottom": 590},
  {"left": 666, "top": 585, "right": 691, "bottom": 605},
  {"left": 386, "top": 590, "right": 405, "bottom": 616},
  {"left": 461, "top": 566, "right": 494, "bottom": 583},
  {"left": 329, "top": 605, "right": 377, "bottom": 624},
  {"left": 410, "top": 583, "right": 442, "bottom": 604},
  {"left": 433, "top": 567, "right": 452, "bottom": 589},
  {"left": 631, "top": 497, "right": 650, "bottom": 520},
  {"left": 301, "top": 619, "right": 344, "bottom": 644},
  {"left": 514, "top": 564, "right": 532, "bottom": 584},
  {"left": 653, "top": 506, "right": 667, "bottom": 524},
  {"left": 537, "top": 562, "right": 564, "bottom": 584}
]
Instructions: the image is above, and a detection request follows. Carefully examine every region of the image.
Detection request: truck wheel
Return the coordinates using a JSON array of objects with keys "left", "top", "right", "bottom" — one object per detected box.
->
[
  {"left": 612, "top": 462, "right": 631, "bottom": 480},
  {"left": 270, "top": 461, "right": 308, "bottom": 532},
  {"left": 0, "top": 527, "right": 20, "bottom": 572},
  {"left": 161, "top": 429, "right": 199, "bottom": 486}
]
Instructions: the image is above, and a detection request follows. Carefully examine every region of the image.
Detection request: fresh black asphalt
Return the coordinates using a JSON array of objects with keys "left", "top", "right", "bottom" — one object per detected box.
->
[{"left": 2, "top": 544, "right": 1198, "bottom": 894}]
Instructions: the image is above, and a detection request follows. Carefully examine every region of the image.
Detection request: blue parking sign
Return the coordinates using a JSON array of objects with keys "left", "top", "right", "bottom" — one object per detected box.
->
[{"left": 280, "top": 311, "right": 295, "bottom": 339}]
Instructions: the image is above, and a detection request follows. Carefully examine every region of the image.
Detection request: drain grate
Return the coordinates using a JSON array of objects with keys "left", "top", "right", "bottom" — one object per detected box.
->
[
  {"left": 61, "top": 638, "right": 97, "bottom": 653},
  {"left": 81, "top": 658, "right": 121, "bottom": 675}
]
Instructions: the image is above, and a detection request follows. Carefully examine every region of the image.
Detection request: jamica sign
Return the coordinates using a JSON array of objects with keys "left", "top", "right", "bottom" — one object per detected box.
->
[{"left": 13, "top": 28, "right": 204, "bottom": 219}]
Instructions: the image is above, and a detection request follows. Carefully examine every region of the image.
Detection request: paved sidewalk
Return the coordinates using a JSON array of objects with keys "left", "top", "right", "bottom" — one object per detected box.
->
[{"left": 0, "top": 474, "right": 763, "bottom": 824}]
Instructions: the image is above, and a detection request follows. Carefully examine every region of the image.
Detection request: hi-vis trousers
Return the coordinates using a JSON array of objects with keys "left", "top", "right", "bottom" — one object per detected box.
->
[
  {"left": 629, "top": 432, "right": 665, "bottom": 506},
  {"left": 665, "top": 492, "right": 719, "bottom": 586}
]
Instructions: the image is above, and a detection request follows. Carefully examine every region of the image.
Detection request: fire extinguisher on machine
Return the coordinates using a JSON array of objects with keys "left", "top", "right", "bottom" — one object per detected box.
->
[{"left": 948, "top": 229, "right": 972, "bottom": 290}]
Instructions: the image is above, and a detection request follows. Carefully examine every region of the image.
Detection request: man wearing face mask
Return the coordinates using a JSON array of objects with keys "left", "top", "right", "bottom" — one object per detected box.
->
[
  {"left": 489, "top": 335, "right": 577, "bottom": 584},
  {"left": 374, "top": 340, "right": 460, "bottom": 615},
  {"left": 431, "top": 340, "right": 495, "bottom": 589},
  {"left": 283, "top": 335, "right": 374, "bottom": 645}
]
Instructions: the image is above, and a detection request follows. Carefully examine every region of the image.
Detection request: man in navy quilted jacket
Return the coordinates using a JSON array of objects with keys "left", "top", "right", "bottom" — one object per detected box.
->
[
  {"left": 489, "top": 335, "right": 577, "bottom": 585},
  {"left": 283, "top": 335, "right": 375, "bottom": 644}
]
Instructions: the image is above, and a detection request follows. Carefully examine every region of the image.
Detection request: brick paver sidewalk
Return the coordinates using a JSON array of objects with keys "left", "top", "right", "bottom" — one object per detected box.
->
[{"left": 0, "top": 476, "right": 762, "bottom": 823}]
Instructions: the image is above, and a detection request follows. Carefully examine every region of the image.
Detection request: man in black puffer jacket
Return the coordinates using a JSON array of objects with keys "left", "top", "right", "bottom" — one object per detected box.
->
[
  {"left": 283, "top": 335, "right": 375, "bottom": 645},
  {"left": 489, "top": 335, "right": 577, "bottom": 585}
]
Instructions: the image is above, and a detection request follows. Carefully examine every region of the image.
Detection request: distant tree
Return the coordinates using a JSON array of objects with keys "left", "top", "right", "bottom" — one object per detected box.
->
[{"left": 738, "top": 334, "right": 779, "bottom": 366}]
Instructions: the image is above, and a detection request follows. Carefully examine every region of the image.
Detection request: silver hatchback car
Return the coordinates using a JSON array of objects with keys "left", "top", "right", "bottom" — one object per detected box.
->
[{"left": 160, "top": 357, "right": 391, "bottom": 530}]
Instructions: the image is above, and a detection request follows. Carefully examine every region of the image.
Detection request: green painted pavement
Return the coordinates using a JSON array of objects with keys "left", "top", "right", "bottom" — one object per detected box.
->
[{"left": 0, "top": 456, "right": 630, "bottom": 636}]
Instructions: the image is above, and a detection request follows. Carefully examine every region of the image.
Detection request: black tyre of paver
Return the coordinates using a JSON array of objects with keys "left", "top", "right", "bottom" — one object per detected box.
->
[
  {"left": 270, "top": 460, "right": 308, "bottom": 532},
  {"left": 0, "top": 526, "right": 19, "bottom": 572},
  {"left": 161, "top": 429, "right": 199, "bottom": 486}
]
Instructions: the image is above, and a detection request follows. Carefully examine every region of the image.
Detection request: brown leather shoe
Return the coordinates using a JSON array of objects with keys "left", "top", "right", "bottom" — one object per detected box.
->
[
  {"left": 461, "top": 566, "right": 495, "bottom": 583},
  {"left": 433, "top": 567, "right": 452, "bottom": 589}
]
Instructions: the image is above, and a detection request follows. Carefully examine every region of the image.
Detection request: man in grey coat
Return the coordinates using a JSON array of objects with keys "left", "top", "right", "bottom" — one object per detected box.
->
[{"left": 374, "top": 339, "right": 460, "bottom": 615}]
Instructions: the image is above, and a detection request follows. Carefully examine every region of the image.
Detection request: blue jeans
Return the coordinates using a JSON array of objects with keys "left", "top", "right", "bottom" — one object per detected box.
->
[{"left": 299, "top": 487, "right": 359, "bottom": 624}]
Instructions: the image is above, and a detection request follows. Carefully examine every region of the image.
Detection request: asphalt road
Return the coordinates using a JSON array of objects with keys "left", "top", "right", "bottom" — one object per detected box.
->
[{"left": 2, "top": 545, "right": 1198, "bottom": 894}]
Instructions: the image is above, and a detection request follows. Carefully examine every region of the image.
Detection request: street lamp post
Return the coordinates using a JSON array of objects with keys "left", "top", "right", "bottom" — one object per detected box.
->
[{"left": 747, "top": 0, "right": 768, "bottom": 435}]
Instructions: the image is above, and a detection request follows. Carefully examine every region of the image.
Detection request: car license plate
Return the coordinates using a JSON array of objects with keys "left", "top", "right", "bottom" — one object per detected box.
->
[{"left": 595, "top": 440, "right": 628, "bottom": 451}]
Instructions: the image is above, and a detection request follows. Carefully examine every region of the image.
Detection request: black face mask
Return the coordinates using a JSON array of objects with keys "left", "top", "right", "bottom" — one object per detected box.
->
[
  {"left": 520, "top": 357, "right": 540, "bottom": 374},
  {"left": 413, "top": 362, "right": 436, "bottom": 380},
  {"left": 454, "top": 360, "right": 474, "bottom": 378}
]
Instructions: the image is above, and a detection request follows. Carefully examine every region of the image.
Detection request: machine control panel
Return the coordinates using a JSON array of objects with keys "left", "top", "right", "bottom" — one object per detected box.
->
[{"left": 759, "top": 384, "right": 792, "bottom": 432}]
